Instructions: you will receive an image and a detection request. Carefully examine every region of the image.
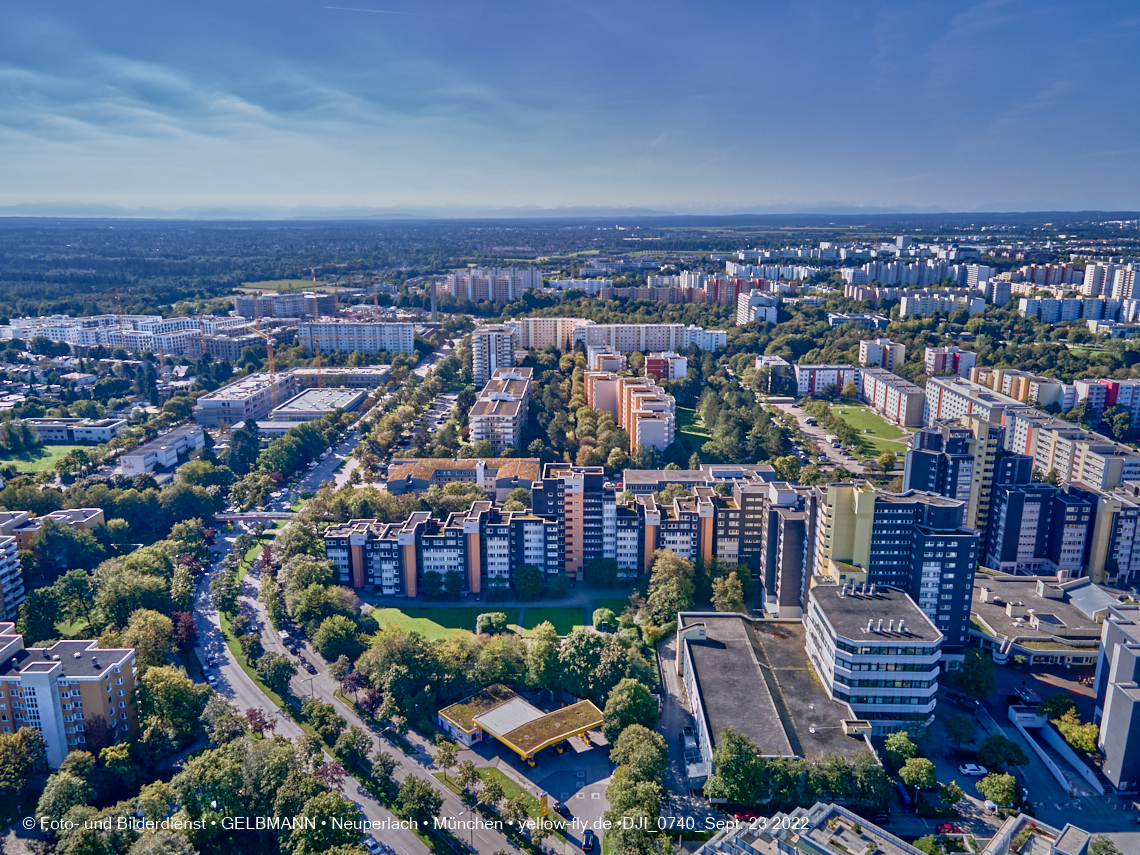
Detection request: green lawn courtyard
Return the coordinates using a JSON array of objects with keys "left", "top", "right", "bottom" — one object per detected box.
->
[
  {"left": 675, "top": 406, "right": 710, "bottom": 454},
  {"left": 369, "top": 606, "right": 520, "bottom": 640},
  {"left": 0, "top": 443, "right": 87, "bottom": 473},
  {"left": 826, "top": 404, "right": 910, "bottom": 464},
  {"left": 516, "top": 606, "right": 584, "bottom": 636}
]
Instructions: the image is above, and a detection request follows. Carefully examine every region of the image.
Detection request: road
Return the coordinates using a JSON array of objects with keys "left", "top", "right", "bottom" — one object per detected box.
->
[
  {"left": 766, "top": 399, "right": 869, "bottom": 474},
  {"left": 203, "top": 337, "right": 530, "bottom": 855}
]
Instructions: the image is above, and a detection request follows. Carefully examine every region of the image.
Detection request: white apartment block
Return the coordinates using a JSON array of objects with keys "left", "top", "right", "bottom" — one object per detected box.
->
[
  {"left": 506, "top": 317, "right": 585, "bottom": 350},
  {"left": 735, "top": 290, "right": 779, "bottom": 325},
  {"left": 1002, "top": 408, "right": 1140, "bottom": 489},
  {"left": 120, "top": 424, "right": 206, "bottom": 475},
  {"left": 859, "top": 338, "right": 905, "bottom": 371},
  {"left": 860, "top": 368, "right": 926, "bottom": 427},
  {"left": 922, "top": 377, "right": 1023, "bottom": 426},
  {"left": 899, "top": 293, "right": 985, "bottom": 317},
  {"left": 575, "top": 322, "right": 727, "bottom": 353},
  {"left": 0, "top": 533, "right": 23, "bottom": 621},
  {"left": 297, "top": 319, "right": 414, "bottom": 355},
  {"left": 471, "top": 325, "right": 517, "bottom": 387},
  {"left": 193, "top": 372, "right": 300, "bottom": 428},
  {"left": 794, "top": 364, "right": 862, "bottom": 398},
  {"left": 547, "top": 279, "right": 611, "bottom": 294},
  {"left": 468, "top": 368, "right": 533, "bottom": 455},
  {"left": 448, "top": 268, "right": 542, "bottom": 302}
]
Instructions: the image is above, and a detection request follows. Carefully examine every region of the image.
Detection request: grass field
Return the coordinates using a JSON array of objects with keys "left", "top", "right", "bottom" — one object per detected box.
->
[
  {"left": 826, "top": 405, "right": 909, "bottom": 463},
  {"left": 517, "top": 606, "right": 584, "bottom": 636},
  {"left": 826, "top": 405, "right": 905, "bottom": 439},
  {"left": 0, "top": 443, "right": 86, "bottom": 473},
  {"left": 433, "top": 767, "right": 550, "bottom": 822},
  {"left": 371, "top": 606, "right": 520, "bottom": 640}
]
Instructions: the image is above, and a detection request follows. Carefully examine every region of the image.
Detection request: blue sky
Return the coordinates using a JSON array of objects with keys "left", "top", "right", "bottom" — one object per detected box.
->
[{"left": 2, "top": 0, "right": 1139, "bottom": 213}]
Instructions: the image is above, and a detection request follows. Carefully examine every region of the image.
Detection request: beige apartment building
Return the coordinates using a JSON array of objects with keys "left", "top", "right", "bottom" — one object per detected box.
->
[{"left": 0, "top": 625, "right": 137, "bottom": 768}]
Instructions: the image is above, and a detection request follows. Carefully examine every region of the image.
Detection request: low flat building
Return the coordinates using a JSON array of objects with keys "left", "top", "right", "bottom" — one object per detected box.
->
[
  {"left": 677, "top": 613, "right": 871, "bottom": 787},
  {"left": 121, "top": 424, "right": 205, "bottom": 475},
  {"left": 267, "top": 387, "right": 366, "bottom": 422},
  {"left": 24, "top": 418, "right": 127, "bottom": 444},
  {"left": 293, "top": 366, "right": 390, "bottom": 388},
  {"left": 622, "top": 463, "right": 774, "bottom": 494},
  {"left": 970, "top": 573, "right": 1110, "bottom": 667},
  {"left": 805, "top": 584, "right": 942, "bottom": 735},
  {"left": 385, "top": 458, "right": 540, "bottom": 502},
  {"left": 11, "top": 508, "right": 105, "bottom": 553},
  {"left": 193, "top": 372, "right": 300, "bottom": 428},
  {"left": 0, "top": 624, "right": 137, "bottom": 767}
]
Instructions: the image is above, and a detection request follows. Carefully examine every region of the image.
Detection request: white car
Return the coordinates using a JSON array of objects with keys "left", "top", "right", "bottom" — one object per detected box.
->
[
  {"left": 205, "top": 674, "right": 219, "bottom": 686},
  {"left": 958, "top": 763, "right": 988, "bottom": 776},
  {"left": 361, "top": 836, "right": 383, "bottom": 854}
]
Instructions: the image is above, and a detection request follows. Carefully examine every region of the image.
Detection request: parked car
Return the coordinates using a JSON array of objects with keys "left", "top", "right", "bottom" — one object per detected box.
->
[
  {"left": 554, "top": 802, "right": 572, "bottom": 819},
  {"left": 301, "top": 659, "right": 318, "bottom": 675},
  {"left": 361, "top": 837, "right": 383, "bottom": 855},
  {"left": 959, "top": 763, "right": 988, "bottom": 776},
  {"left": 581, "top": 829, "right": 596, "bottom": 852},
  {"left": 205, "top": 674, "right": 218, "bottom": 686},
  {"left": 936, "top": 824, "right": 963, "bottom": 834}
]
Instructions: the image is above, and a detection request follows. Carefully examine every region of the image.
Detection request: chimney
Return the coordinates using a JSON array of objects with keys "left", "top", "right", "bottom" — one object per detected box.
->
[
  {"left": 840, "top": 585, "right": 846, "bottom": 597},
  {"left": 870, "top": 583, "right": 876, "bottom": 596},
  {"left": 866, "top": 620, "right": 874, "bottom": 632},
  {"left": 876, "top": 619, "right": 883, "bottom": 632},
  {"left": 898, "top": 619, "right": 905, "bottom": 633},
  {"left": 888, "top": 619, "right": 895, "bottom": 632}
]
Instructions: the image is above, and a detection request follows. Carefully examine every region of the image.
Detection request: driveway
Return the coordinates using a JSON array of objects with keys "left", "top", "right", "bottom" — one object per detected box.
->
[{"left": 766, "top": 400, "right": 868, "bottom": 474}]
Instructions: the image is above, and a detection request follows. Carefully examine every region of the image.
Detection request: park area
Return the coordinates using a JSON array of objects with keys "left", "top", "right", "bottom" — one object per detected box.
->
[
  {"left": 827, "top": 404, "right": 911, "bottom": 464},
  {"left": 0, "top": 443, "right": 86, "bottom": 473},
  {"left": 365, "top": 604, "right": 590, "bottom": 639}
]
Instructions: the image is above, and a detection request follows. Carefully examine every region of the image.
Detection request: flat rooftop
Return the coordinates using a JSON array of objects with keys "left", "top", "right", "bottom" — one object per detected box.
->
[
  {"left": 387, "top": 457, "right": 540, "bottom": 482},
  {"left": 0, "top": 638, "right": 133, "bottom": 680},
  {"left": 123, "top": 422, "right": 202, "bottom": 455},
  {"left": 270, "top": 387, "right": 365, "bottom": 416},
  {"left": 812, "top": 585, "right": 942, "bottom": 643},
  {"left": 197, "top": 372, "right": 284, "bottom": 402},
  {"left": 971, "top": 574, "right": 1108, "bottom": 644},
  {"left": 680, "top": 614, "right": 869, "bottom": 762}
]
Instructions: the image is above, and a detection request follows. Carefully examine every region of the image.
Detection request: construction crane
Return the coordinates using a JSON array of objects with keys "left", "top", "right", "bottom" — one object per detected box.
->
[
  {"left": 314, "top": 340, "right": 322, "bottom": 389},
  {"left": 246, "top": 291, "right": 279, "bottom": 408}
]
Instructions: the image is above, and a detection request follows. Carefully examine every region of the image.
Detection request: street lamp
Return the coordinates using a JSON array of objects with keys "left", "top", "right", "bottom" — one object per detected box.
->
[{"left": 300, "top": 675, "right": 316, "bottom": 697}]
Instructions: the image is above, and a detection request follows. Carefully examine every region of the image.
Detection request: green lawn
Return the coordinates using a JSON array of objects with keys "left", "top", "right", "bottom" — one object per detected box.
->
[
  {"left": 0, "top": 443, "right": 87, "bottom": 473},
  {"left": 827, "top": 405, "right": 909, "bottom": 463},
  {"left": 827, "top": 405, "right": 905, "bottom": 439},
  {"left": 54, "top": 616, "right": 93, "bottom": 638},
  {"left": 371, "top": 606, "right": 520, "bottom": 640},
  {"left": 675, "top": 406, "right": 710, "bottom": 451},
  {"left": 517, "top": 606, "right": 584, "bottom": 636},
  {"left": 594, "top": 597, "right": 632, "bottom": 617},
  {"left": 238, "top": 279, "right": 330, "bottom": 292},
  {"left": 433, "top": 767, "right": 552, "bottom": 822}
]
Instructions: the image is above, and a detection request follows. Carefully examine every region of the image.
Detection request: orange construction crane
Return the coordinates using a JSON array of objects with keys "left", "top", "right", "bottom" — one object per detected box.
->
[{"left": 247, "top": 291, "right": 279, "bottom": 408}]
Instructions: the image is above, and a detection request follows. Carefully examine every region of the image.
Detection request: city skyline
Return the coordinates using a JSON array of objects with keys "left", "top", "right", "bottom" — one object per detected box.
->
[{"left": 2, "top": 0, "right": 1139, "bottom": 215}]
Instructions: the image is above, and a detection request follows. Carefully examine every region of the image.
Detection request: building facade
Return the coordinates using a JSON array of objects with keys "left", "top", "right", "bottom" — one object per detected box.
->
[{"left": 471, "top": 325, "right": 517, "bottom": 387}]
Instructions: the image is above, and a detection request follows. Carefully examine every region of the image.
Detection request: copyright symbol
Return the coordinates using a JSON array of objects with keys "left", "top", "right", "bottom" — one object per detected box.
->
[{"left": 23, "top": 817, "right": 36, "bottom": 830}]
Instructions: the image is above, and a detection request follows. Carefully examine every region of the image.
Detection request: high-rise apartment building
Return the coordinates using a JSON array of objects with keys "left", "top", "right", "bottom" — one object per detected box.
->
[
  {"left": 858, "top": 338, "right": 905, "bottom": 371},
  {"left": 986, "top": 484, "right": 1092, "bottom": 577},
  {"left": 505, "top": 317, "right": 585, "bottom": 350},
  {"left": 585, "top": 373, "right": 677, "bottom": 453},
  {"left": 468, "top": 368, "right": 532, "bottom": 455},
  {"left": 644, "top": 351, "right": 688, "bottom": 380},
  {"left": 531, "top": 464, "right": 617, "bottom": 580},
  {"left": 0, "top": 625, "right": 137, "bottom": 768},
  {"left": 1068, "top": 483, "right": 1140, "bottom": 587},
  {"left": 448, "top": 268, "right": 542, "bottom": 303},
  {"left": 735, "top": 290, "right": 779, "bottom": 325},
  {"left": 924, "top": 345, "right": 976, "bottom": 377},
  {"left": 470, "top": 324, "right": 517, "bottom": 387},
  {"left": 923, "top": 376, "right": 1023, "bottom": 426},
  {"left": 859, "top": 368, "right": 926, "bottom": 427},
  {"left": 812, "top": 483, "right": 978, "bottom": 650},
  {"left": 758, "top": 483, "right": 817, "bottom": 619},
  {"left": 234, "top": 292, "right": 333, "bottom": 318}
]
